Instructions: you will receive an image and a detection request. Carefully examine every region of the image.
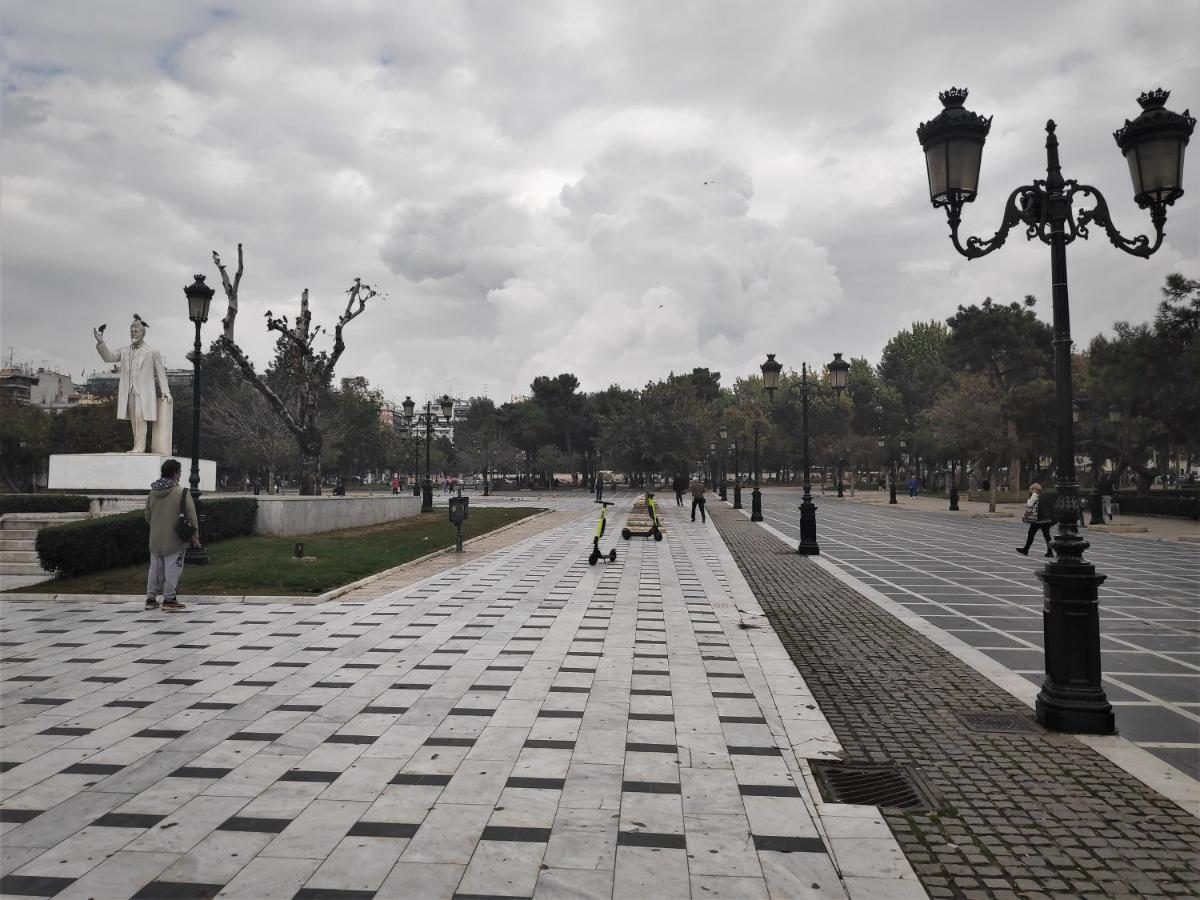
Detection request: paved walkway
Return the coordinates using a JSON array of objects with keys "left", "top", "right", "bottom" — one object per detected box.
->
[
  {"left": 710, "top": 502, "right": 1200, "bottom": 899},
  {"left": 0, "top": 497, "right": 922, "bottom": 899},
  {"left": 760, "top": 490, "right": 1200, "bottom": 782}
]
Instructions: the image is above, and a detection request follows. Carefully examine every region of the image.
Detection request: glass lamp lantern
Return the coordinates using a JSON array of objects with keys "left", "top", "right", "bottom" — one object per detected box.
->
[
  {"left": 916, "top": 87, "right": 992, "bottom": 208},
  {"left": 401, "top": 396, "right": 415, "bottom": 426},
  {"left": 184, "top": 274, "right": 214, "bottom": 324},
  {"left": 1113, "top": 89, "right": 1195, "bottom": 209},
  {"left": 828, "top": 351, "right": 850, "bottom": 392},
  {"left": 439, "top": 395, "right": 455, "bottom": 422},
  {"left": 760, "top": 353, "right": 783, "bottom": 399}
]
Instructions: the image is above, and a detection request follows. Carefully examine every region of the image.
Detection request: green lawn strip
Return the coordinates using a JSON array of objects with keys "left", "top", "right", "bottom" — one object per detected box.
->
[{"left": 16, "top": 507, "right": 544, "bottom": 596}]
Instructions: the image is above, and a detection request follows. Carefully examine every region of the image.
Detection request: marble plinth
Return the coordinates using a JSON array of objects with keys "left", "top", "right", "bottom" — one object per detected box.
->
[{"left": 48, "top": 453, "right": 216, "bottom": 492}]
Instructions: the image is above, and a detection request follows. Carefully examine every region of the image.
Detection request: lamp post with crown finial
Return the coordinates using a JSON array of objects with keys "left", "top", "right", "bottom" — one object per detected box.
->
[
  {"left": 918, "top": 86, "right": 1193, "bottom": 735},
  {"left": 403, "top": 395, "right": 454, "bottom": 512},
  {"left": 718, "top": 423, "right": 728, "bottom": 501},
  {"left": 828, "top": 352, "right": 850, "bottom": 499},
  {"left": 753, "top": 354, "right": 782, "bottom": 522},
  {"left": 183, "top": 274, "right": 213, "bottom": 565}
]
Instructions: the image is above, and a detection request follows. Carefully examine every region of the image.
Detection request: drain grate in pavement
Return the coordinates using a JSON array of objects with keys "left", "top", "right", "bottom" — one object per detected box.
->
[
  {"left": 809, "top": 761, "right": 936, "bottom": 811},
  {"left": 956, "top": 711, "right": 1045, "bottom": 734}
]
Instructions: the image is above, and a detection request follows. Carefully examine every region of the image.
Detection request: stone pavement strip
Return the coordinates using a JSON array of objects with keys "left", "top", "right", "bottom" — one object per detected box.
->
[
  {"left": 709, "top": 501, "right": 1200, "bottom": 899},
  {"left": 0, "top": 495, "right": 923, "bottom": 899}
]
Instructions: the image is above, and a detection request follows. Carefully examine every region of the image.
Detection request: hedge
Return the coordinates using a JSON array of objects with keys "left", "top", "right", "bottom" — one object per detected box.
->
[
  {"left": 1111, "top": 493, "right": 1199, "bottom": 520},
  {"left": 37, "top": 497, "right": 258, "bottom": 578},
  {"left": 0, "top": 495, "right": 91, "bottom": 515}
]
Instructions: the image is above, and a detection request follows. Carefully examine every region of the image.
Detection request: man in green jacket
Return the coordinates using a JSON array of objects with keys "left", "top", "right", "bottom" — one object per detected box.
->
[{"left": 145, "top": 458, "right": 199, "bottom": 611}]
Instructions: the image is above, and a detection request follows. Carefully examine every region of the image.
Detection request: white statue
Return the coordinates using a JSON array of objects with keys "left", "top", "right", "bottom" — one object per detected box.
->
[{"left": 94, "top": 315, "right": 173, "bottom": 454}]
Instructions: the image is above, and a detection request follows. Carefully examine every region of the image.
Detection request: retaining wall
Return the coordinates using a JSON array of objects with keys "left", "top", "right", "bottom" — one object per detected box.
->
[{"left": 252, "top": 494, "right": 423, "bottom": 536}]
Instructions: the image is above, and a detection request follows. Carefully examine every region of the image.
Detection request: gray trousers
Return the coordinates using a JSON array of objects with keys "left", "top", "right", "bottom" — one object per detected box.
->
[{"left": 146, "top": 549, "right": 186, "bottom": 600}]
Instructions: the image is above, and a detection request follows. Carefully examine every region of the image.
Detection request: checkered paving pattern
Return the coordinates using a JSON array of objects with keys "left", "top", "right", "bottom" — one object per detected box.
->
[
  {"left": 762, "top": 492, "right": 1200, "bottom": 781},
  {"left": 711, "top": 501, "right": 1200, "bottom": 899},
  {"left": 0, "top": 501, "right": 911, "bottom": 899}
]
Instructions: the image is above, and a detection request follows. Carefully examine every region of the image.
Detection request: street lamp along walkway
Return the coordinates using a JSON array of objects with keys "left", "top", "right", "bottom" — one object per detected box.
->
[
  {"left": 402, "top": 394, "right": 455, "bottom": 513},
  {"left": 183, "top": 274, "right": 214, "bottom": 565},
  {"left": 917, "top": 86, "right": 1193, "bottom": 736}
]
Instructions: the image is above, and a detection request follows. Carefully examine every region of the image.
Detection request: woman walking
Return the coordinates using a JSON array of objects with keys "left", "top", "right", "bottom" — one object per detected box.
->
[{"left": 1016, "top": 482, "right": 1054, "bottom": 558}]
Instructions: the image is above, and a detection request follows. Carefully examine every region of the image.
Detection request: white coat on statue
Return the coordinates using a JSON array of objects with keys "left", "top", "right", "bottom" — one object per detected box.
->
[{"left": 94, "top": 316, "right": 173, "bottom": 454}]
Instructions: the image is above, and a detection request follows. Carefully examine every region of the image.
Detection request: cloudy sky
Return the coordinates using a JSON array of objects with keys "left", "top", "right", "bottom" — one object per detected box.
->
[{"left": 3, "top": 1, "right": 1197, "bottom": 404}]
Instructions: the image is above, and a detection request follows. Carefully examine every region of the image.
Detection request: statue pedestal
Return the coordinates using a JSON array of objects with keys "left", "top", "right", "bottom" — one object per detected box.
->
[{"left": 48, "top": 454, "right": 216, "bottom": 492}]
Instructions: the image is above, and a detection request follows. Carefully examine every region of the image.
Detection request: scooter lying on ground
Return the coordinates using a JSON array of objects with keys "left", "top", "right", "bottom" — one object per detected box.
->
[
  {"left": 589, "top": 500, "right": 618, "bottom": 565},
  {"left": 621, "top": 492, "right": 663, "bottom": 541}
]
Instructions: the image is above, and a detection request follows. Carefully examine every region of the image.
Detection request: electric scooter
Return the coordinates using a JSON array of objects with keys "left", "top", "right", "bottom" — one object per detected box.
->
[
  {"left": 589, "top": 500, "right": 618, "bottom": 565},
  {"left": 621, "top": 492, "right": 663, "bottom": 541}
]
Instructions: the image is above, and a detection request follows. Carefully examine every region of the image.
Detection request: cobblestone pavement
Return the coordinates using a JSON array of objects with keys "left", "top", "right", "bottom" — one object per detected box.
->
[
  {"left": 760, "top": 491, "right": 1200, "bottom": 781},
  {"left": 0, "top": 497, "right": 923, "bottom": 899},
  {"left": 710, "top": 502, "right": 1200, "bottom": 899}
]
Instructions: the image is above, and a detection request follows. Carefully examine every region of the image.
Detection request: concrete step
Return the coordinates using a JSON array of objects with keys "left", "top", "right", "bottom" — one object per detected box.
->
[
  {"left": 1, "top": 513, "right": 90, "bottom": 531},
  {"left": 0, "top": 561, "right": 47, "bottom": 575},
  {"left": 0, "top": 550, "right": 38, "bottom": 563},
  {"left": 0, "top": 538, "right": 36, "bottom": 551},
  {"left": 0, "top": 572, "right": 51, "bottom": 590}
]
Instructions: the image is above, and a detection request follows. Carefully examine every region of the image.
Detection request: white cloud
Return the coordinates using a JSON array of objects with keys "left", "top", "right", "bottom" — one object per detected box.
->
[{"left": 1, "top": 0, "right": 1196, "bottom": 402}]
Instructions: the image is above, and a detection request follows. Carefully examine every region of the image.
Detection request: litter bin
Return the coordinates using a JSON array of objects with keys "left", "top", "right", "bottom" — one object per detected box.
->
[{"left": 449, "top": 496, "right": 469, "bottom": 552}]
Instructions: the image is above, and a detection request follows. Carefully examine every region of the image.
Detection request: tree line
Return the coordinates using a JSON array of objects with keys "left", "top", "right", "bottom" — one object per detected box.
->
[{"left": 2, "top": 274, "right": 1194, "bottom": 497}]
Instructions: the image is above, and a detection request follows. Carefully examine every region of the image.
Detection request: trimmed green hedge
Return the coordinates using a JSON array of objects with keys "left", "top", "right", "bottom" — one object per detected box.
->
[
  {"left": 37, "top": 498, "right": 258, "bottom": 578},
  {"left": 1111, "top": 493, "right": 1199, "bottom": 520},
  {"left": 0, "top": 495, "right": 91, "bottom": 515}
]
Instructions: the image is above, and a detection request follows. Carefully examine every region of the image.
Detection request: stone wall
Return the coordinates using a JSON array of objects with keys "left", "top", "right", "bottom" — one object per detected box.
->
[{"left": 252, "top": 494, "right": 423, "bottom": 536}]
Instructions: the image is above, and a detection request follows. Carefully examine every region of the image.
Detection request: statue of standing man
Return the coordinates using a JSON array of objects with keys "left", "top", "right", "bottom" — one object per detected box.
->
[{"left": 94, "top": 315, "right": 173, "bottom": 454}]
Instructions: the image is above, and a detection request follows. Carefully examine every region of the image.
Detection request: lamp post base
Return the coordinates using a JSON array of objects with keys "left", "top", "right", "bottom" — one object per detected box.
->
[
  {"left": 889, "top": 484, "right": 898, "bottom": 504},
  {"left": 421, "top": 481, "right": 433, "bottom": 513},
  {"left": 797, "top": 497, "right": 820, "bottom": 555},
  {"left": 719, "top": 484, "right": 727, "bottom": 502},
  {"left": 750, "top": 489, "right": 762, "bottom": 522},
  {"left": 949, "top": 484, "right": 960, "bottom": 511},
  {"left": 836, "top": 481, "right": 844, "bottom": 499},
  {"left": 1088, "top": 491, "right": 1104, "bottom": 526},
  {"left": 1034, "top": 562, "right": 1115, "bottom": 734},
  {"left": 733, "top": 485, "right": 742, "bottom": 509}
]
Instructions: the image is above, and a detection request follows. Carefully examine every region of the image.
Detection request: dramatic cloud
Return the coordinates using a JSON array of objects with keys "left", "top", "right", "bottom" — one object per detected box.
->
[{"left": 2, "top": 0, "right": 1197, "bottom": 401}]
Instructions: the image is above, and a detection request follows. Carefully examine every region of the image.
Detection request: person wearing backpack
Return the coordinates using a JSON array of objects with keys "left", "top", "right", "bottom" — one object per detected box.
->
[
  {"left": 1016, "top": 482, "right": 1054, "bottom": 558},
  {"left": 145, "top": 458, "right": 199, "bottom": 611}
]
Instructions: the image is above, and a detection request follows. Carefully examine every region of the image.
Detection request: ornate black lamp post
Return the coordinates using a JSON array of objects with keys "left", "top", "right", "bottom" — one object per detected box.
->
[
  {"left": 948, "top": 460, "right": 960, "bottom": 511},
  {"left": 829, "top": 352, "right": 850, "bottom": 499},
  {"left": 918, "top": 86, "right": 1193, "bottom": 734},
  {"left": 718, "top": 424, "right": 728, "bottom": 501},
  {"left": 183, "top": 275, "right": 213, "bottom": 565},
  {"left": 1074, "top": 394, "right": 1106, "bottom": 526},
  {"left": 708, "top": 441, "right": 718, "bottom": 492},
  {"left": 878, "top": 437, "right": 897, "bottom": 504},
  {"left": 794, "top": 361, "right": 819, "bottom": 555},
  {"left": 401, "top": 396, "right": 419, "bottom": 496},
  {"left": 403, "top": 395, "right": 454, "bottom": 512},
  {"left": 731, "top": 436, "right": 742, "bottom": 509},
  {"left": 753, "top": 353, "right": 782, "bottom": 522}
]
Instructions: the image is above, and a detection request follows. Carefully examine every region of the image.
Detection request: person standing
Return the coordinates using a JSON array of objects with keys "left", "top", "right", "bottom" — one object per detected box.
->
[
  {"left": 1016, "top": 482, "right": 1054, "bottom": 558},
  {"left": 1099, "top": 473, "right": 1114, "bottom": 521},
  {"left": 673, "top": 474, "right": 687, "bottom": 506},
  {"left": 145, "top": 458, "right": 198, "bottom": 611},
  {"left": 690, "top": 477, "right": 707, "bottom": 523}
]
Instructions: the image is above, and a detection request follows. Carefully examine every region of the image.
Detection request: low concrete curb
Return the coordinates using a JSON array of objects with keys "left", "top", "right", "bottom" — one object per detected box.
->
[{"left": 0, "top": 508, "right": 556, "bottom": 606}]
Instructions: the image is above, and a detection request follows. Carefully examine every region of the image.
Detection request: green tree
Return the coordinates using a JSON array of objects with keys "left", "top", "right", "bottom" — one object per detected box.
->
[{"left": 946, "top": 296, "right": 1054, "bottom": 492}]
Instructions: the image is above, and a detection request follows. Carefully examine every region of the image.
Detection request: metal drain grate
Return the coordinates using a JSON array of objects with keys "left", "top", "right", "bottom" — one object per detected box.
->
[
  {"left": 809, "top": 762, "right": 936, "bottom": 811},
  {"left": 957, "top": 711, "right": 1045, "bottom": 734}
]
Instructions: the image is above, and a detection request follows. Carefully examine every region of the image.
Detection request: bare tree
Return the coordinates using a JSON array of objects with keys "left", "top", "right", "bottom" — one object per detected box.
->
[{"left": 211, "top": 243, "right": 384, "bottom": 494}]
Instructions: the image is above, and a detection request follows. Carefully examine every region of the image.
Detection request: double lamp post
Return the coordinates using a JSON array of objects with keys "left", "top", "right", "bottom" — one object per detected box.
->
[
  {"left": 402, "top": 394, "right": 455, "bottom": 513},
  {"left": 917, "top": 85, "right": 1192, "bottom": 733}
]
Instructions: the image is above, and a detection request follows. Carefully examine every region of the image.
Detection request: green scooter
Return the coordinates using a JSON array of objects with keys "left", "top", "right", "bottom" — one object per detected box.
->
[{"left": 589, "top": 500, "right": 618, "bottom": 565}]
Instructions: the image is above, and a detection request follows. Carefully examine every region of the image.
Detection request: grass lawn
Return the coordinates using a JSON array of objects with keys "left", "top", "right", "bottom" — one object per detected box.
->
[{"left": 17, "top": 507, "right": 544, "bottom": 596}]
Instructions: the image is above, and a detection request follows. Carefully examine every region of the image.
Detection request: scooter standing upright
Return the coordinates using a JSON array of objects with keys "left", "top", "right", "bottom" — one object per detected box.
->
[
  {"left": 589, "top": 500, "right": 618, "bottom": 565},
  {"left": 621, "top": 492, "right": 663, "bottom": 541}
]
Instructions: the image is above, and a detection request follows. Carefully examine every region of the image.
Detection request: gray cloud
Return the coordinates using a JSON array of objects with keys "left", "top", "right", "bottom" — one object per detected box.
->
[{"left": 2, "top": 0, "right": 1196, "bottom": 402}]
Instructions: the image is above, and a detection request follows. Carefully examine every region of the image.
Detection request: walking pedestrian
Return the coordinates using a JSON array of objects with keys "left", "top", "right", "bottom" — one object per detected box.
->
[
  {"left": 144, "top": 458, "right": 198, "bottom": 612},
  {"left": 690, "top": 477, "right": 707, "bottom": 523},
  {"left": 908, "top": 475, "right": 919, "bottom": 497},
  {"left": 1016, "top": 482, "right": 1054, "bottom": 558},
  {"left": 673, "top": 473, "right": 686, "bottom": 506}
]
